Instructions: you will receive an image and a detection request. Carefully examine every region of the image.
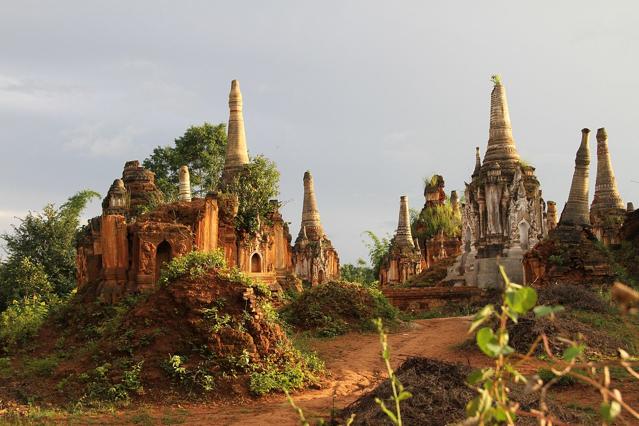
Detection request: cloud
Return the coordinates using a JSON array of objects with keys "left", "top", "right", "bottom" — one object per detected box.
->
[
  {"left": 0, "top": 73, "right": 92, "bottom": 113},
  {"left": 0, "top": 210, "right": 26, "bottom": 220},
  {"left": 62, "top": 123, "right": 143, "bottom": 157},
  {"left": 381, "top": 130, "right": 423, "bottom": 160}
]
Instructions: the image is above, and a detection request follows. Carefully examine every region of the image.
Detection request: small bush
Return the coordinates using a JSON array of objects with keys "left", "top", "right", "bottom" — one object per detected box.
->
[
  {"left": 281, "top": 281, "right": 399, "bottom": 337},
  {"left": 82, "top": 361, "right": 144, "bottom": 404},
  {"left": 249, "top": 349, "right": 323, "bottom": 396},
  {"left": 249, "top": 361, "right": 306, "bottom": 396},
  {"left": 158, "top": 250, "right": 226, "bottom": 286},
  {"left": 162, "top": 354, "right": 215, "bottom": 392}
]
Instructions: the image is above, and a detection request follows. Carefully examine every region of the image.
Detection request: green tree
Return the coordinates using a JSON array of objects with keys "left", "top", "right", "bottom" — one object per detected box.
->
[
  {"left": 341, "top": 258, "right": 377, "bottom": 286},
  {"left": 224, "top": 155, "right": 280, "bottom": 234},
  {"left": 363, "top": 231, "right": 392, "bottom": 278},
  {"left": 143, "top": 122, "right": 228, "bottom": 199},
  {"left": 1, "top": 190, "right": 99, "bottom": 300},
  {"left": 0, "top": 257, "right": 52, "bottom": 311}
]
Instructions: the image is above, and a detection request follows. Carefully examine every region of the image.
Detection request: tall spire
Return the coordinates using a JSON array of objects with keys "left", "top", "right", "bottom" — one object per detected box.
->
[
  {"left": 591, "top": 128, "right": 624, "bottom": 214},
  {"left": 299, "top": 171, "right": 324, "bottom": 240},
  {"left": 394, "top": 196, "right": 415, "bottom": 248},
  {"left": 482, "top": 75, "right": 520, "bottom": 166},
  {"left": 559, "top": 128, "right": 591, "bottom": 227},
  {"left": 472, "top": 146, "right": 482, "bottom": 177},
  {"left": 222, "top": 80, "right": 250, "bottom": 183}
]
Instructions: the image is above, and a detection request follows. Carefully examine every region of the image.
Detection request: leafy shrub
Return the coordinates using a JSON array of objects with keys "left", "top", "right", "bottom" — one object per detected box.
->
[
  {"left": 281, "top": 281, "right": 399, "bottom": 337},
  {"left": 162, "top": 355, "right": 215, "bottom": 392},
  {"left": 82, "top": 361, "right": 144, "bottom": 404},
  {"left": 249, "top": 349, "right": 324, "bottom": 396},
  {"left": 0, "top": 295, "right": 51, "bottom": 351},
  {"left": 249, "top": 361, "right": 306, "bottom": 396},
  {"left": 158, "top": 250, "right": 226, "bottom": 286}
]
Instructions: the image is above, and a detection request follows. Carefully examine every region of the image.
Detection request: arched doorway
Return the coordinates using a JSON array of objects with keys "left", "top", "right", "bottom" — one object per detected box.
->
[
  {"left": 250, "top": 253, "right": 262, "bottom": 273},
  {"left": 318, "top": 269, "right": 325, "bottom": 284},
  {"left": 155, "top": 241, "right": 172, "bottom": 284}
]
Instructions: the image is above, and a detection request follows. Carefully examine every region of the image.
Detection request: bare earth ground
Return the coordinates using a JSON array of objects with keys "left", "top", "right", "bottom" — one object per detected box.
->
[
  {"left": 75, "top": 317, "right": 482, "bottom": 425},
  {"left": 15, "top": 316, "right": 639, "bottom": 425}
]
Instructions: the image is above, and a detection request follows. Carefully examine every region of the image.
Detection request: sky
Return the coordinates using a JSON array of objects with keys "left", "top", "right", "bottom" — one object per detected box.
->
[{"left": 1, "top": 1, "right": 639, "bottom": 264}]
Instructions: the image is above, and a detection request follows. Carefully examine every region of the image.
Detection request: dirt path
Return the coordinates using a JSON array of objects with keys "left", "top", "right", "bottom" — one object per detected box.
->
[{"left": 125, "top": 316, "right": 480, "bottom": 425}]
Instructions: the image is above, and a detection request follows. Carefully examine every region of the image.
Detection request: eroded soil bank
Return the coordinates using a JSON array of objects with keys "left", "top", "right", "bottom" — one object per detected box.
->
[{"left": 43, "top": 317, "right": 479, "bottom": 425}]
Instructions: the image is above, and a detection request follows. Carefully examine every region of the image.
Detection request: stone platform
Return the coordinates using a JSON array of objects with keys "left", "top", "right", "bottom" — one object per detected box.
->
[{"left": 382, "top": 286, "right": 486, "bottom": 313}]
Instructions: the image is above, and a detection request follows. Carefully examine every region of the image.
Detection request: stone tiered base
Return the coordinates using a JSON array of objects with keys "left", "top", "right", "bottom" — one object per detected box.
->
[{"left": 444, "top": 247, "right": 525, "bottom": 288}]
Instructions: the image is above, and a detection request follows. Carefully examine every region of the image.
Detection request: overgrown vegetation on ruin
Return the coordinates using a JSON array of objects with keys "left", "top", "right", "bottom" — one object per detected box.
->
[
  {"left": 412, "top": 202, "right": 461, "bottom": 240},
  {"left": 0, "top": 251, "right": 324, "bottom": 408},
  {"left": 411, "top": 175, "right": 461, "bottom": 241},
  {"left": 222, "top": 155, "right": 281, "bottom": 234},
  {"left": 157, "top": 250, "right": 226, "bottom": 286}
]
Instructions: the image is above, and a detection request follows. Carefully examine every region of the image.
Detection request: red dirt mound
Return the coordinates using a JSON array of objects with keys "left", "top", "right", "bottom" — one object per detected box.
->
[
  {"left": 340, "top": 357, "right": 584, "bottom": 426},
  {"left": 0, "top": 270, "right": 320, "bottom": 406}
]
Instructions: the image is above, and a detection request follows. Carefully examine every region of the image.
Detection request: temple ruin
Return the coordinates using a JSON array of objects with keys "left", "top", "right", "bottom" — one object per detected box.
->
[
  {"left": 292, "top": 171, "right": 340, "bottom": 285},
  {"left": 77, "top": 80, "right": 339, "bottom": 303},
  {"left": 379, "top": 196, "right": 422, "bottom": 285},
  {"left": 523, "top": 129, "right": 614, "bottom": 284},
  {"left": 590, "top": 128, "right": 626, "bottom": 245},
  {"left": 447, "top": 76, "right": 547, "bottom": 287},
  {"left": 413, "top": 175, "right": 461, "bottom": 269},
  {"left": 559, "top": 128, "right": 591, "bottom": 228}
]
